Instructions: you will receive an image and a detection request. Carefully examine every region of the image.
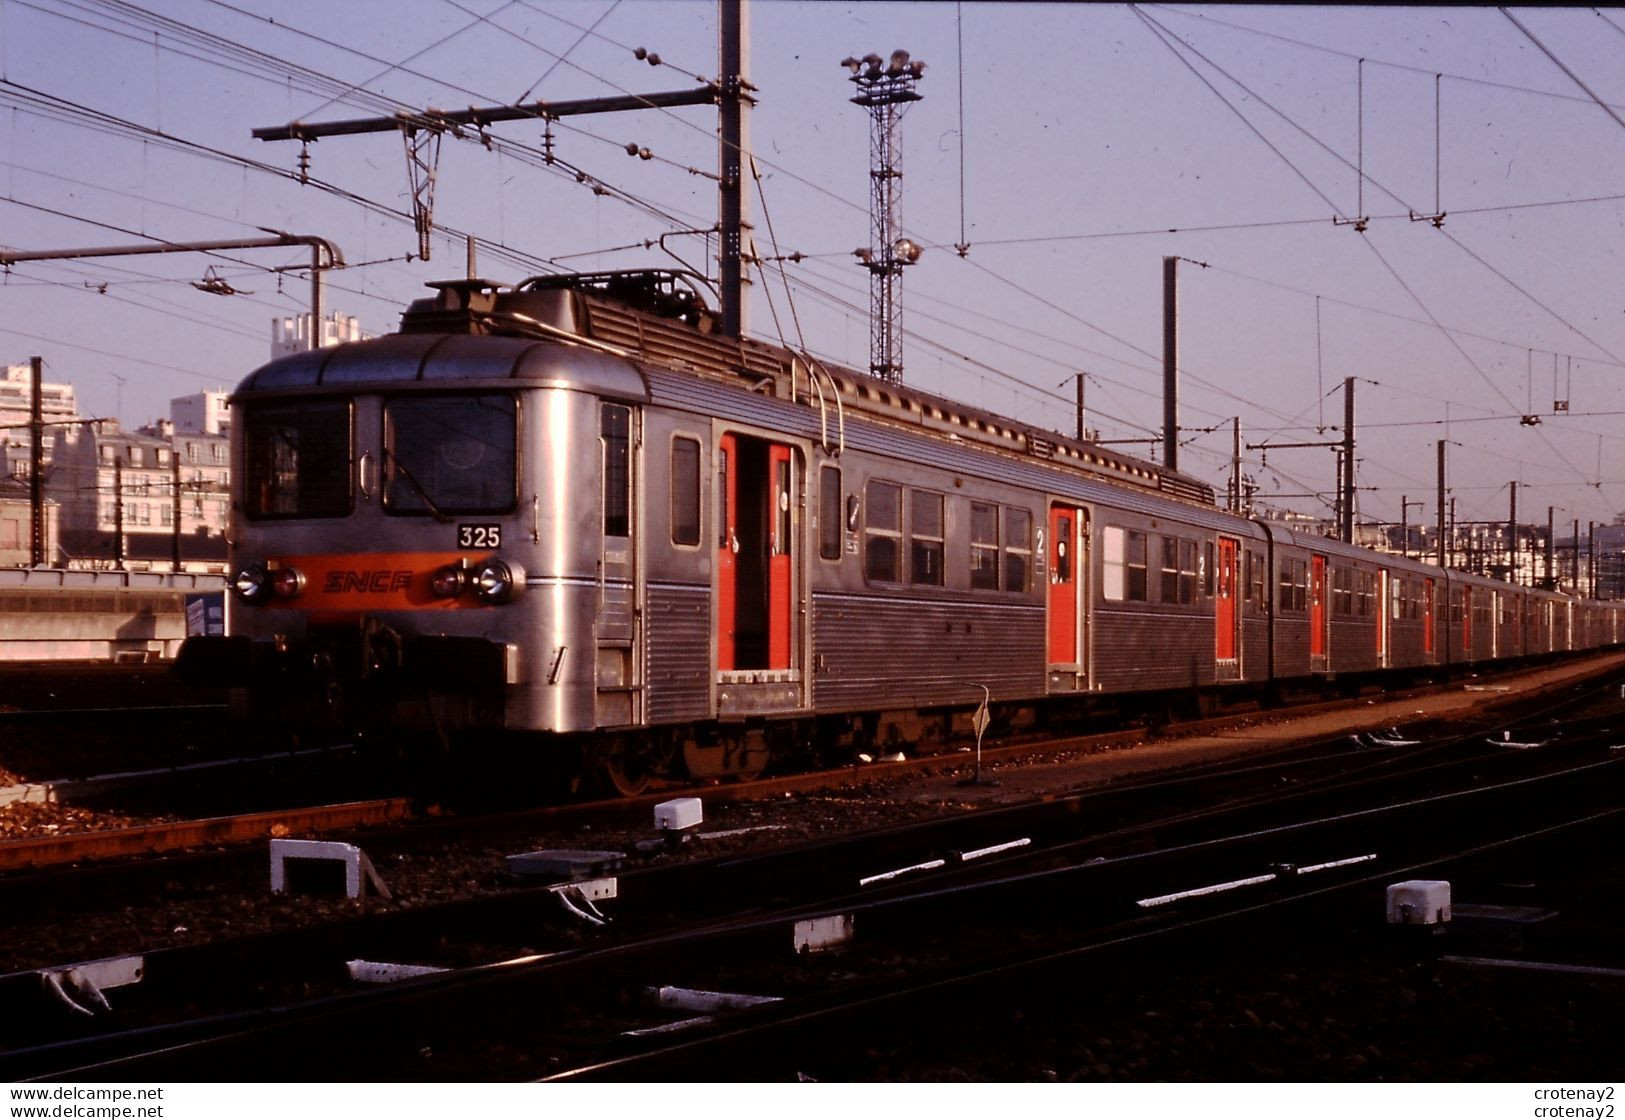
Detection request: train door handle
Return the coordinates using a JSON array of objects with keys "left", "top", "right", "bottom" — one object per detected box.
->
[
  {"left": 729, "top": 531, "right": 740, "bottom": 554},
  {"left": 357, "top": 452, "right": 375, "bottom": 499}
]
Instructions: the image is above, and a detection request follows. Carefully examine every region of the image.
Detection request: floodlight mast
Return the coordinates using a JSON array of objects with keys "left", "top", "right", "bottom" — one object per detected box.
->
[{"left": 841, "top": 50, "right": 925, "bottom": 385}]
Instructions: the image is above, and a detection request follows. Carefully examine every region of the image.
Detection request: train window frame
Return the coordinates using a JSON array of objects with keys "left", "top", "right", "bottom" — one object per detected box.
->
[
  {"left": 1159, "top": 537, "right": 1179, "bottom": 603},
  {"left": 669, "top": 435, "right": 702, "bottom": 548},
  {"left": 864, "top": 478, "right": 903, "bottom": 584},
  {"left": 242, "top": 398, "right": 355, "bottom": 520},
  {"left": 909, "top": 489, "right": 946, "bottom": 586},
  {"left": 1180, "top": 539, "right": 1198, "bottom": 604},
  {"left": 970, "top": 501, "right": 1000, "bottom": 591},
  {"left": 1159, "top": 536, "right": 1199, "bottom": 605},
  {"left": 1278, "top": 558, "right": 1308, "bottom": 613},
  {"left": 1102, "top": 526, "right": 1149, "bottom": 603},
  {"left": 381, "top": 392, "right": 520, "bottom": 519},
  {"left": 1003, "top": 506, "right": 1032, "bottom": 593},
  {"left": 773, "top": 453, "right": 792, "bottom": 558},
  {"left": 1247, "top": 548, "right": 1266, "bottom": 609},
  {"left": 819, "top": 465, "right": 843, "bottom": 562},
  {"left": 600, "top": 403, "right": 631, "bottom": 538},
  {"left": 1332, "top": 566, "right": 1352, "bottom": 616}
]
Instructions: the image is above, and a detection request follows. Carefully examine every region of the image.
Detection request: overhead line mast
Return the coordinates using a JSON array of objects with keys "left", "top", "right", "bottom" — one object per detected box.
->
[{"left": 251, "top": 2, "right": 754, "bottom": 339}]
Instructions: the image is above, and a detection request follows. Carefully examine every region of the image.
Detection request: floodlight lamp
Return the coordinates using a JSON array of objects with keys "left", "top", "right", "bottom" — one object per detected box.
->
[{"left": 894, "top": 238, "right": 923, "bottom": 264}]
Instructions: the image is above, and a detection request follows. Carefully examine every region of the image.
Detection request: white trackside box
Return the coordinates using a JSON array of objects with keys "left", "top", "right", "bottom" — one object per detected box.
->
[
  {"left": 655, "top": 797, "right": 703, "bottom": 831},
  {"left": 1386, "top": 879, "right": 1451, "bottom": 925}
]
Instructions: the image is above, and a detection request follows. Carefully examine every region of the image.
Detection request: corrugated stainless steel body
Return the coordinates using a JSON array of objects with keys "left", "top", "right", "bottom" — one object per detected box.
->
[
  {"left": 210, "top": 281, "right": 1625, "bottom": 761},
  {"left": 230, "top": 336, "right": 651, "bottom": 734}
]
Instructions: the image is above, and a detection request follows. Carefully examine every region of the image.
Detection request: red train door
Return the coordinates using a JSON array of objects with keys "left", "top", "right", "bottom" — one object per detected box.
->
[
  {"left": 1309, "top": 553, "right": 1328, "bottom": 668},
  {"left": 1461, "top": 587, "right": 1472, "bottom": 657},
  {"left": 1423, "top": 578, "right": 1436, "bottom": 660},
  {"left": 716, "top": 433, "right": 738, "bottom": 671},
  {"left": 1047, "top": 505, "right": 1084, "bottom": 672},
  {"left": 717, "top": 433, "right": 797, "bottom": 674},
  {"left": 767, "top": 444, "right": 794, "bottom": 670},
  {"left": 1376, "top": 570, "right": 1390, "bottom": 667},
  {"left": 1215, "top": 537, "right": 1239, "bottom": 676}
]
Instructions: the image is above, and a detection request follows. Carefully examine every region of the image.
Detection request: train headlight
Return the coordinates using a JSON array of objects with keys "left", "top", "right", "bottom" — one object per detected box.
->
[
  {"left": 230, "top": 562, "right": 273, "bottom": 603},
  {"left": 270, "top": 566, "right": 306, "bottom": 600},
  {"left": 430, "top": 563, "right": 469, "bottom": 599},
  {"left": 473, "top": 558, "right": 524, "bottom": 604}
]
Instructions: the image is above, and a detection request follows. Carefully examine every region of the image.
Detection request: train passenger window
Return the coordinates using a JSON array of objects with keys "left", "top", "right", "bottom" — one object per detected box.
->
[
  {"left": 819, "top": 466, "right": 842, "bottom": 561},
  {"left": 1278, "top": 559, "right": 1308, "bottom": 612},
  {"left": 1055, "top": 515, "right": 1073, "bottom": 582},
  {"left": 1160, "top": 537, "right": 1198, "bottom": 605},
  {"left": 1003, "top": 507, "right": 1032, "bottom": 593},
  {"left": 910, "top": 490, "right": 945, "bottom": 585},
  {"left": 864, "top": 480, "right": 902, "bottom": 583},
  {"left": 1159, "top": 538, "right": 1178, "bottom": 602},
  {"left": 243, "top": 400, "right": 352, "bottom": 519},
  {"left": 970, "top": 502, "right": 999, "bottom": 590},
  {"left": 1332, "top": 568, "right": 1351, "bottom": 616},
  {"left": 384, "top": 394, "right": 518, "bottom": 517},
  {"left": 1102, "top": 527, "right": 1148, "bottom": 602},
  {"left": 601, "top": 404, "right": 630, "bottom": 537},
  {"left": 1203, "top": 542, "right": 1214, "bottom": 597},
  {"left": 775, "top": 456, "right": 792, "bottom": 557},
  {"left": 670, "top": 437, "right": 701, "bottom": 547}
]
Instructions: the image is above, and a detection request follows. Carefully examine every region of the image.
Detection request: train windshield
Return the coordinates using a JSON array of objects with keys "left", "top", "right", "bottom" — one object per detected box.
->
[
  {"left": 242, "top": 400, "right": 353, "bottom": 518},
  {"left": 383, "top": 393, "right": 517, "bottom": 516}
]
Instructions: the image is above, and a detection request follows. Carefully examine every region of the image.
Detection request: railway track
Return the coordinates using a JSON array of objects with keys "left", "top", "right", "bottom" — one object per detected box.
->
[
  {"left": 4, "top": 739, "right": 1621, "bottom": 1081},
  {"left": 2, "top": 706, "right": 1621, "bottom": 1080}
]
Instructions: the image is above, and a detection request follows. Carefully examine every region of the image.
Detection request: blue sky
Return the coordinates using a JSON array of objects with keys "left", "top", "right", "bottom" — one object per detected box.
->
[{"left": 3, "top": 2, "right": 1624, "bottom": 531}]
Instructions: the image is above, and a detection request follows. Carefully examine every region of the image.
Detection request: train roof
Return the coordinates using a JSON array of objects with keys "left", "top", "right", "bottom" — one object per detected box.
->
[
  {"left": 236, "top": 270, "right": 1219, "bottom": 511},
  {"left": 234, "top": 328, "right": 647, "bottom": 402}
]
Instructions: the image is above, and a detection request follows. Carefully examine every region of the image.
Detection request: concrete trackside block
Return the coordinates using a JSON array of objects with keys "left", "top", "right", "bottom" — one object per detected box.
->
[
  {"left": 794, "top": 914, "right": 854, "bottom": 954},
  {"left": 269, "top": 838, "right": 391, "bottom": 900},
  {"left": 31, "top": 954, "right": 145, "bottom": 1016},
  {"left": 346, "top": 960, "right": 452, "bottom": 984},
  {"left": 652, "top": 986, "right": 781, "bottom": 1012},
  {"left": 1387, "top": 879, "right": 1451, "bottom": 925},
  {"left": 654, "top": 797, "right": 703, "bottom": 831},
  {"left": 505, "top": 849, "right": 625, "bottom": 880}
]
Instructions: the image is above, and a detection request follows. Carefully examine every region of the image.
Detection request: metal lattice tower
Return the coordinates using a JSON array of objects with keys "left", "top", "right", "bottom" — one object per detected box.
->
[{"left": 842, "top": 50, "right": 924, "bottom": 385}]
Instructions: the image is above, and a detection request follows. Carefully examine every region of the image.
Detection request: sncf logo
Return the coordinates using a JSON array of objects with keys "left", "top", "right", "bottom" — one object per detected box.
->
[{"left": 323, "top": 570, "right": 414, "bottom": 593}]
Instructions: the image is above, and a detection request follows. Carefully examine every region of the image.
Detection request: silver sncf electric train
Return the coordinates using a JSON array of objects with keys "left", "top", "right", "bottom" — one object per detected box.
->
[{"left": 178, "top": 270, "right": 1625, "bottom": 793}]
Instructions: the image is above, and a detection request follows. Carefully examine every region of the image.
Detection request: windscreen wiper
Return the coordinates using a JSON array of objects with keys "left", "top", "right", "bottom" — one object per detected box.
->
[{"left": 382, "top": 446, "right": 451, "bottom": 522}]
